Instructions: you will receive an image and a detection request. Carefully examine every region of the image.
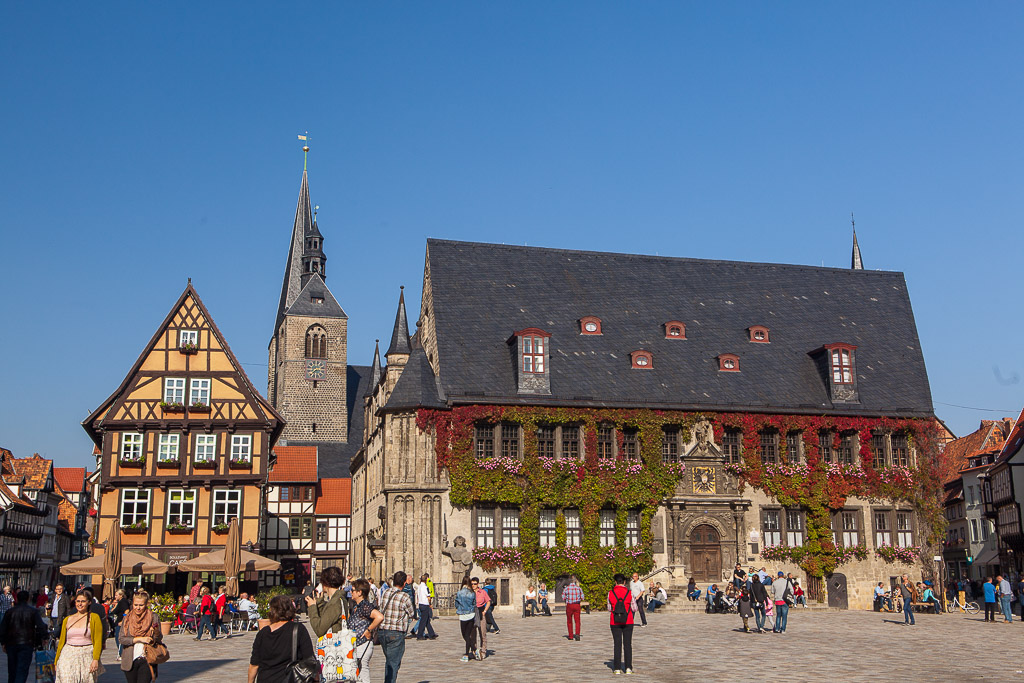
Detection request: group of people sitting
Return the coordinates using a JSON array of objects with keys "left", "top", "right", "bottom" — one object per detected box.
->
[
  {"left": 872, "top": 580, "right": 941, "bottom": 614},
  {"left": 685, "top": 565, "right": 807, "bottom": 612}
]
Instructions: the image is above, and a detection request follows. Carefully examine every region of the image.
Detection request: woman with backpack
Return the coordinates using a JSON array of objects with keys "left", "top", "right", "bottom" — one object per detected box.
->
[{"left": 607, "top": 573, "right": 639, "bottom": 675}]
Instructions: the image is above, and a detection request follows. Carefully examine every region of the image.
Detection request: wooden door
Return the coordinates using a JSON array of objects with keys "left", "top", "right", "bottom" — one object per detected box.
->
[{"left": 689, "top": 524, "right": 722, "bottom": 583}]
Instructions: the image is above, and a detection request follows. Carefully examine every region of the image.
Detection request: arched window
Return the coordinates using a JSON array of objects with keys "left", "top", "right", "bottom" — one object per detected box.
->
[{"left": 305, "top": 325, "right": 328, "bottom": 359}]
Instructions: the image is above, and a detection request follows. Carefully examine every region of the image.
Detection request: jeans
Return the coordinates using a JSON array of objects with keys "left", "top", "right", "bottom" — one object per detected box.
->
[
  {"left": 378, "top": 629, "right": 406, "bottom": 683},
  {"left": 903, "top": 598, "right": 915, "bottom": 625},
  {"left": 796, "top": 595, "right": 807, "bottom": 607},
  {"left": 687, "top": 589, "right": 701, "bottom": 601},
  {"left": 775, "top": 603, "right": 790, "bottom": 632},
  {"left": 566, "top": 603, "right": 581, "bottom": 637},
  {"left": 648, "top": 599, "right": 664, "bottom": 611},
  {"left": 459, "top": 617, "right": 477, "bottom": 655},
  {"left": 525, "top": 598, "right": 539, "bottom": 615},
  {"left": 539, "top": 597, "right": 551, "bottom": 615},
  {"left": 485, "top": 604, "right": 499, "bottom": 632},
  {"left": 415, "top": 604, "right": 436, "bottom": 638},
  {"left": 752, "top": 604, "right": 766, "bottom": 631},
  {"left": 6, "top": 643, "right": 33, "bottom": 683},
  {"left": 114, "top": 623, "right": 123, "bottom": 656},
  {"left": 610, "top": 624, "right": 633, "bottom": 671},
  {"left": 1000, "top": 595, "right": 1013, "bottom": 622},
  {"left": 197, "top": 614, "right": 217, "bottom": 639}
]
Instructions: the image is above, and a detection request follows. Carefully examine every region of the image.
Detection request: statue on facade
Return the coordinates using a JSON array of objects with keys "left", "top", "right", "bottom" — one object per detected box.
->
[{"left": 442, "top": 535, "right": 473, "bottom": 582}]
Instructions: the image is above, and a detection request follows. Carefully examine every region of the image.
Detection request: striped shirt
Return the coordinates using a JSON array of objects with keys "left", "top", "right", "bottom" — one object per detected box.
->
[
  {"left": 378, "top": 587, "right": 414, "bottom": 631},
  {"left": 563, "top": 583, "right": 584, "bottom": 604}
]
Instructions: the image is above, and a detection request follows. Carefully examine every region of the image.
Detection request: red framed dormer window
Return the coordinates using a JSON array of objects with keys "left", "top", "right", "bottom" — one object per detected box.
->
[
  {"left": 748, "top": 326, "right": 770, "bottom": 343},
  {"left": 515, "top": 328, "right": 551, "bottom": 374},
  {"left": 824, "top": 343, "right": 856, "bottom": 384},
  {"left": 580, "top": 316, "right": 603, "bottom": 335},
  {"left": 664, "top": 321, "right": 686, "bottom": 339},
  {"left": 718, "top": 353, "right": 740, "bottom": 372},
  {"left": 630, "top": 350, "right": 653, "bottom": 369}
]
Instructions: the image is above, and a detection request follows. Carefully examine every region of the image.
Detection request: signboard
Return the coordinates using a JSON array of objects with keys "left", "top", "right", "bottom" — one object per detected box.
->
[{"left": 163, "top": 551, "right": 194, "bottom": 572}]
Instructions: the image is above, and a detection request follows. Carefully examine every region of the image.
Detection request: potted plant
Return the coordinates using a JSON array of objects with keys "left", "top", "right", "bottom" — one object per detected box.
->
[
  {"left": 153, "top": 593, "right": 176, "bottom": 635},
  {"left": 159, "top": 401, "right": 185, "bottom": 413},
  {"left": 166, "top": 522, "right": 193, "bottom": 534},
  {"left": 121, "top": 521, "right": 148, "bottom": 534},
  {"left": 189, "top": 401, "right": 211, "bottom": 413},
  {"left": 228, "top": 458, "right": 251, "bottom": 469},
  {"left": 254, "top": 592, "right": 272, "bottom": 629},
  {"left": 156, "top": 458, "right": 181, "bottom": 469},
  {"left": 178, "top": 341, "right": 199, "bottom": 354},
  {"left": 193, "top": 459, "right": 216, "bottom": 469},
  {"left": 212, "top": 523, "right": 231, "bottom": 534},
  {"left": 119, "top": 455, "right": 145, "bottom": 467}
]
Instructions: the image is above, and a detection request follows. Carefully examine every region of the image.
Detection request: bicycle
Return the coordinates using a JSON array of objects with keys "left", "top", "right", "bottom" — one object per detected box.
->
[{"left": 946, "top": 595, "right": 980, "bottom": 614}]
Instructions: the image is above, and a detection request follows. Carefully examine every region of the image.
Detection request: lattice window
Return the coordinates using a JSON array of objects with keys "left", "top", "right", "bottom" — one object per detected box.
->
[
  {"left": 786, "top": 432, "right": 803, "bottom": 463},
  {"left": 474, "top": 425, "right": 494, "bottom": 459},
  {"left": 818, "top": 431, "right": 833, "bottom": 463},
  {"left": 475, "top": 507, "right": 495, "bottom": 548},
  {"left": 158, "top": 434, "right": 179, "bottom": 462},
  {"left": 896, "top": 512, "right": 913, "bottom": 548},
  {"left": 662, "top": 429, "right": 679, "bottom": 464},
  {"left": 500, "top": 424, "right": 520, "bottom": 459},
  {"left": 722, "top": 429, "right": 741, "bottom": 463},
  {"left": 189, "top": 379, "right": 210, "bottom": 406},
  {"left": 871, "top": 433, "right": 888, "bottom": 469},
  {"left": 121, "top": 433, "right": 143, "bottom": 460},
  {"left": 213, "top": 490, "right": 241, "bottom": 527},
  {"left": 565, "top": 509, "right": 582, "bottom": 547},
  {"left": 537, "top": 426, "right": 556, "bottom": 459},
  {"left": 874, "top": 511, "right": 892, "bottom": 546},
  {"left": 539, "top": 509, "right": 556, "bottom": 547},
  {"left": 762, "top": 509, "right": 781, "bottom": 546},
  {"left": 622, "top": 429, "right": 639, "bottom": 461},
  {"left": 786, "top": 509, "right": 805, "bottom": 546},
  {"left": 598, "top": 425, "right": 615, "bottom": 461},
  {"left": 599, "top": 510, "right": 616, "bottom": 547},
  {"left": 522, "top": 335, "right": 545, "bottom": 373},
  {"left": 163, "top": 378, "right": 185, "bottom": 404},
  {"left": 167, "top": 489, "right": 195, "bottom": 527},
  {"left": 891, "top": 433, "right": 909, "bottom": 467},
  {"left": 626, "top": 511, "right": 640, "bottom": 547},
  {"left": 760, "top": 431, "right": 779, "bottom": 464},
  {"left": 562, "top": 426, "right": 580, "bottom": 461},
  {"left": 838, "top": 433, "right": 856, "bottom": 465},
  {"left": 231, "top": 435, "right": 252, "bottom": 462},
  {"left": 120, "top": 489, "right": 150, "bottom": 526},
  {"left": 502, "top": 509, "right": 520, "bottom": 547},
  {"left": 195, "top": 435, "right": 217, "bottom": 463}
]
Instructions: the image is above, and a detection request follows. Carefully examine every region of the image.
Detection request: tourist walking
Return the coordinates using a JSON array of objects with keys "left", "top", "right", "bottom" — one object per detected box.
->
[
  {"left": 346, "top": 579, "right": 384, "bottom": 683},
  {"left": 483, "top": 580, "right": 500, "bottom": 632},
  {"left": 0, "top": 585, "right": 14, "bottom": 621},
  {"left": 119, "top": 590, "right": 163, "bottom": 683},
  {"left": 899, "top": 575, "right": 916, "bottom": 626},
  {"left": 110, "top": 589, "right": 129, "bottom": 661},
  {"left": 750, "top": 575, "right": 768, "bottom": 633},
  {"left": 300, "top": 581, "right": 314, "bottom": 615},
  {"left": 214, "top": 586, "right": 229, "bottom": 637},
  {"left": 308, "top": 565, "right": 350, "bottom": 638},
  {"left": 472, "top": 577, "right": 490, "bottom": 659},
  {"left": 738, "top": 586, "right": 753, "bottom": 632},
  {"left": 564, "top": 576, "right": 585, "bottom": 641},
  {"left": 247, "top": 595, "right": 313, "bottom": 683},
  {"left": 997, "top": 574, "right": 1013, "bottom": 623},
  {"left": 48, "top": 584, "right": 73, "bottom": 633},
  {"left": 414, "top": 574, "right": 436, "bottom": 639},
  {"left": 608, "top": 573, "right": 638, "bottom": 675},
  {"left": 771, "top": 572, "right": 793, "bottom": 633},
  {"left": 377, "top": 571, "right": 415, "bottom": 683},
  {"left": 54, "top": 590, "right": 105, "bottom": 683},
  {"left": 194, "top": 586, "right": 217, "bottom": 641},
  {"left": 455, "top": 577, "right": 478, "bottom": 661},
  {"left": 629, "top": 573, "right": 648, "bottom": 627},
  {"left": 983, "top": 577, "right": 997, "bottom": 622},
  {"left": 0, "top": 589, "right": 49, "bottom": 683}
]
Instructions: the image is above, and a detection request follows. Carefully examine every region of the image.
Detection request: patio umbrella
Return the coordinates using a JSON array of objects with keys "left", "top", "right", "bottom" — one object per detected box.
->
[
  {"left": 224, "top": 518, "right": 241, "bottom": 597},
  {"left": 103, "top": 524, "right": 122, "bottom": 600},
  {"left": 62, "top": 549, "right": 170, "bottom": 576},
  {"left": 175, "top": 548, "right": 281, "bottom": 573}
]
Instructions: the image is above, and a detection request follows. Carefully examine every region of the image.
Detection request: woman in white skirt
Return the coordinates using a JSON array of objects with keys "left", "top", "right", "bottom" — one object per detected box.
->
[{"left": 54, "top": 590, "right": 105, "bottom": 683}]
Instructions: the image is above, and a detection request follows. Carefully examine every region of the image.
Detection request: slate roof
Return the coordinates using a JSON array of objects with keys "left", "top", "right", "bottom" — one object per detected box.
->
[
  {"left": 286, "top": 273, "right": 346, "bottom": 319},
  {"left": 385, "top": 288, "right": 411, "bottom": 356},
  {"left": 275, "top": 169, "right": 315, "bottom": 329},
  {"left": 425, "top": 239, "right": 934, "bottom": 417},
  {"left": 288, "top": 364, "right": 373, "bottom": 479},
  {"left": 316, "top": 478, "right": 352, "bottom": 515},
  {"left": 54, "top": 467, "right": 86, "bottom": 494},
  {"left": 12, "top": 455, "right": 52, "bottom": 490},
  {"left": 383, "top": 347, "right": 447, "bottom": 413}
]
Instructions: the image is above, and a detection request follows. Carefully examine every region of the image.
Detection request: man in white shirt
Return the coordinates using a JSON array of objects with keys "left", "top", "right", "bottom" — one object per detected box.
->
[
  {"left": 413, "top": 574, "right": 436, "bottom": 639},
  {"left": 629, "top": 573, "right": 648, "bottom": 627}
]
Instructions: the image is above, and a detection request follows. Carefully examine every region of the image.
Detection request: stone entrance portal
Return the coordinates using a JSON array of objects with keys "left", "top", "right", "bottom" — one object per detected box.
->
[{"left": 689, "top": 524, "right": 722, "bottom": 583}]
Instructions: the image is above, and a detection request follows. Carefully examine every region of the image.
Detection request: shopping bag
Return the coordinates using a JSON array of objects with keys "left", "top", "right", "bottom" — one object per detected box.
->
[
  {"left": 35, "top": 650, "right": 56, "bottom": 683},
  {"left": 315, "top": 621, "right": 357, "bottom": 681}
]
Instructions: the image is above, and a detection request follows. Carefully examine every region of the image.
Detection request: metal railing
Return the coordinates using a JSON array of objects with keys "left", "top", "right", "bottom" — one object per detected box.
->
[
  {"left": 641, "top": 566, "right": 676, "bottom": 583},
  {"left": 431, "top": 582, "right": 461, "bottom": 616}
]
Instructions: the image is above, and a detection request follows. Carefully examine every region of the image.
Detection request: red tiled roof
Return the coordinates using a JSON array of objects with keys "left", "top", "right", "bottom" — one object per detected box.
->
[
  {"left": 269, "top": 446, "right": 318, "bottom": 483},
  {"left": 938, "top": 419, "right": 1014, "bottom": 483},
  {"left": 316, "top": 478, "right": 351, "bottom": 516},
  {"left": 58, "top": 497, "right": 77, "bottom": 532},
  {"left": 54, "top": 467, "right": 86, "bottom": 494},
  {"left": 0, "top": 477, "right": 38, "bottom": 510},
  {"left": 12, "top": 454, "right": 52, "bottom": 489},
  {"left": 996, "top": 408, "right": 1024, "bottom": 464}
]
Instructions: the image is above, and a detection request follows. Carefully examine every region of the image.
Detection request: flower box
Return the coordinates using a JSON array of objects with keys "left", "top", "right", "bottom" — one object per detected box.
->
[
  {"left": 119, "top": 458, "right": 145, "bottom": 467},
  {"left": 178, "top": 343, "right": 199, "bottom": 355},
  {"left": 156, "top": 459, "right": 181, "bottom": 469},
  {"left": 189, "top": 403, "right": 211, "bottom": 414},
  {"left": 121, "top": 523, "right": 148, "bottom": 534},
  {"left": 192, "top": 460, "right": 217, "bottom": 469},
  {"left": 166, "top": 524, "right": 194, "bottom": 534},
  {"left": 228, "top": 459, "right": 251, "bottom": 469},
  {"left": 212, "top": 524, "right": 231, "bottom": 534},
  {"left": 159, "top": 402, "right": 185, "bottom": 413}
]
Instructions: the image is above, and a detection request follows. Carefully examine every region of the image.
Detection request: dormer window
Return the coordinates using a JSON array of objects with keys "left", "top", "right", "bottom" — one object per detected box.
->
[
  {"left": 664, "top": 321, "right": 686, "bottom": 339},
  {"left": 579, "top": 316, "right": 603, "bottom": 335},
  {"left": 748, "top": 326, "right": 770, "bottom": 343},
  {"left": 824, "top": 343, "right": 856, "bottom": 384},
  {"left": 311, "top": 297, "right": 324, "bottom": 305},
  {"left": 630, "top": 350, "right": 653, "bottom": 369},
  {"left": 514, "top": 328, "right": 551, "bottom": 374},
  {"left": 718, "top": 353, "right": 740, "bottom": 372}
]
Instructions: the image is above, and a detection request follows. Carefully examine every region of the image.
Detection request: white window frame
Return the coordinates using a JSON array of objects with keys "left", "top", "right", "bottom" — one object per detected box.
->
[
  {"left": 120, "top": 489, "right": 150, "bottom": 526},
  {"left": 195, "top": 434, "right": 217, "bottom": 463},
  {"left": 163, "top": 378, "right": 185, "bottom": 404},
  {"left": 874, "top": 511, "right": 892, "bottom": 547},
  {"left": 189, "top": 379, "right": 211, "bottom": 406},
  {"left": 501, "top": 509, "right": 520, "bottom": 547},
  {"left": 476, "top": 508, "right": 495, "bottom": 549},
  {"left": 564, "top": 509, "right": 582, "bottom": 547},
  {"left": 970, "top": 519, "right": 979, "bottom": 543},
  {"left": 158, "top": 434, "right": 180, "bottom": 462},
  {"left": 539, "top": 509, "right": 556, "bottom": 547},
  {"left": 762, "top": 509, "right": 782, "bottom": 546},
  {"left": 231, "top": 435, "right": 252, "bottom": 462},
  {"left": 626, "top": 511, "right": 640, "bottom": 548},
  {"left": 212, "top": 489, "right": 241, "bottom": 527},
  {"left": 599, "top": 510, "right": 616, "bottom": 547},
  {"left": 167, "top": 489, "right": 196, "bottom": 528},
  {"left": 895, "top": 511, "right": 913, "bottom": 548},
  {"left": 179, "top": 329, "right": 198, "bottom": 347},
  {"left": 120, "top": 433, "right": 143, "bottom": 460},
  {"left": 786, "top": 509, "right": 805, "bottom": 546}
]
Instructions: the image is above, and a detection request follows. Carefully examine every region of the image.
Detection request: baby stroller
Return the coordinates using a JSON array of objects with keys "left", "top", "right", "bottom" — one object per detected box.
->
[{"left": 706, "top": 590, "right": 737, "bottom": 614}]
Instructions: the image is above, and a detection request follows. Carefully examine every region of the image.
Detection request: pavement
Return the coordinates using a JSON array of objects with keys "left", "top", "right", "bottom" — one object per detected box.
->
[{"left": 3, "top": 608, "right": 1021, "bottom": 682}]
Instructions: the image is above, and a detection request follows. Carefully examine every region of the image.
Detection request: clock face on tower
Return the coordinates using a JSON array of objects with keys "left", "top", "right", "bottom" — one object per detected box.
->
[{"left": 305, "top": 359, "right": 326, "bottom": 380}]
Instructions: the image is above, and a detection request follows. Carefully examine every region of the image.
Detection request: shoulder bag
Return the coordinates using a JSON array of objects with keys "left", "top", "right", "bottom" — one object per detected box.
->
[
  {"left": 288, "top": 622, "right": 322, "bottom": 683},
  {"left": 783, "top": 580, "right": 796, "bottom": 607},
  {"left": 372, "top": 590, "right": 399, "bottom": 646}
]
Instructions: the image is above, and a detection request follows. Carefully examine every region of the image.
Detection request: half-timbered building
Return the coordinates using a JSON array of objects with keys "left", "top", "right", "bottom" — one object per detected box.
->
[
  {"left": 263, "top": 445, "right": 318, "bottom": 587},
  {"left": 0, "top": 449, "right": 46, "bottom": 588},
  {"left": 83, "top": 283, "right": 284, "bottom": 594},
  {"left": 313, "top": 477, "right": 351, "bottom": 576}
]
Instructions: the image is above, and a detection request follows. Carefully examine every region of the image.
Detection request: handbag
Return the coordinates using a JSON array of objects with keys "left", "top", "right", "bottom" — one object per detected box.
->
[
  {"left": 145, "top": 641, "right": 170, "bottom": 665},
  {"left": 288, "top": 622, "right": 323, "bottom": 683}
]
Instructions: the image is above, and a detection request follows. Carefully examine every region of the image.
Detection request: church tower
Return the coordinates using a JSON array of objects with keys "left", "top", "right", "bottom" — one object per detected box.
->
[{"left": 268, "top": 161, "right": 349, "bottom": 447}]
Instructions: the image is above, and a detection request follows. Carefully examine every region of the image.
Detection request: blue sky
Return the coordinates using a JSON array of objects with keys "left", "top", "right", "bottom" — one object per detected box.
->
[{"left": 2, "top": 3, "right": 1022, "bottom": 468}]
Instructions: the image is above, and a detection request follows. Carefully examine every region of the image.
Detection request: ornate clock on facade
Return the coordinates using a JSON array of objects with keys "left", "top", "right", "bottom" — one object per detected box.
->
[
  {"left": 693, "top": 466, "right": 716, "bottom": 494},
  {"left": 305, "top": 359, "right": 326, "bottom": 380}
]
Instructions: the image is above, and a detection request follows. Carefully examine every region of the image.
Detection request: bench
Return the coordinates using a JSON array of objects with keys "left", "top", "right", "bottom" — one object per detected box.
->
[
  {"left": 523, "top": 597, "right": 590, "bottom": 617},
  {"left": 910, "top": 601, "right": 939, "bottom": 613}
]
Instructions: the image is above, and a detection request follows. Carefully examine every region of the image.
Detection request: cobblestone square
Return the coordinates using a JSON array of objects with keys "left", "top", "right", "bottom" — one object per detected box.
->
[{"left": 6, "top": 608, "right": 1018, "bottom": 682}]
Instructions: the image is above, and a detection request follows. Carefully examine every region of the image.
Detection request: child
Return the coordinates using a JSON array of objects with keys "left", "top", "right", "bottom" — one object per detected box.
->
[{"left": 738, "top": 588, "right": 753, "bottom": 632}]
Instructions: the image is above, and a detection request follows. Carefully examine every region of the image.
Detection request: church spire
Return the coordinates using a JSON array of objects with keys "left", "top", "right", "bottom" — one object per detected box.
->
[
  {"left": 370, "top": 339, "right": 382, "bottom": 387},
  {"left": 274, "top": 153, "right": 329, "bottom": 328},
  {"left": 385, "top": 286, "right": 411, "bottom": 358},
  {"left": 851, "top": 213, "right": 864, "bottom": 270}
]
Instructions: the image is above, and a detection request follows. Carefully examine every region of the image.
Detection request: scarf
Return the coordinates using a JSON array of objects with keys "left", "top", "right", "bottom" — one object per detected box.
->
[{"left": 126, "top": 605, "right": 155, "bottom": 638}]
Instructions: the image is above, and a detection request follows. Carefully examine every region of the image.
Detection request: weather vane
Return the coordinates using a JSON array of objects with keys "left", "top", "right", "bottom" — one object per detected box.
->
[{"left": 297, "top": 131, "right": 311, "bottom": 170}]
